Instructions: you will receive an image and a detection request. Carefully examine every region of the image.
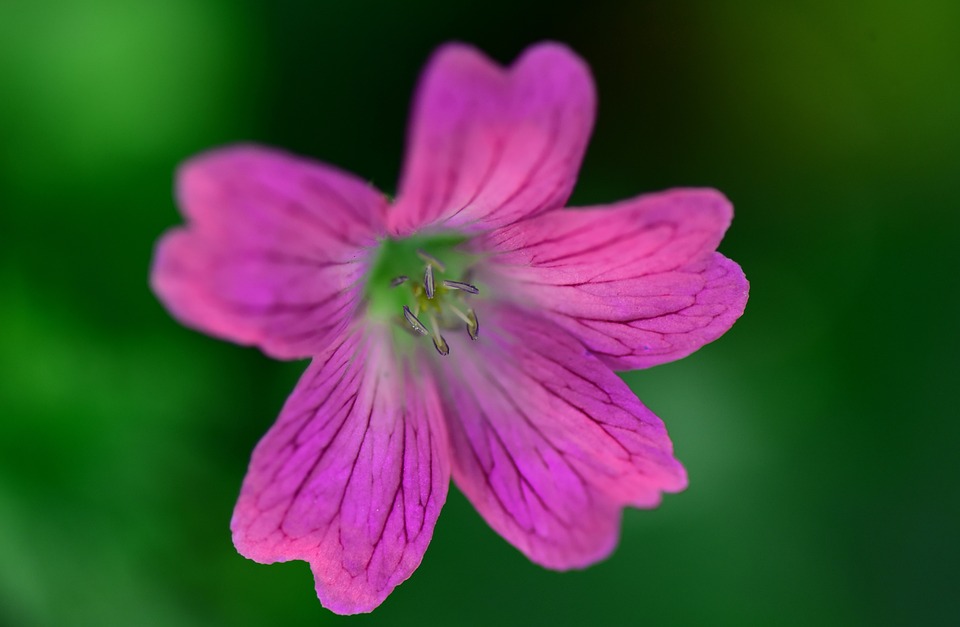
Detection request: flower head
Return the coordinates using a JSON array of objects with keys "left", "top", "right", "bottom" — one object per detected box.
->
[{"left": 151, "top": 42, "right": 748, "bottom": 614}]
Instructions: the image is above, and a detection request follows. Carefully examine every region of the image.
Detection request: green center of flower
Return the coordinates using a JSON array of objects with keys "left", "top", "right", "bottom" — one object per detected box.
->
[{"left": 364, "top": 234, "right": 481, "bottom": 355}]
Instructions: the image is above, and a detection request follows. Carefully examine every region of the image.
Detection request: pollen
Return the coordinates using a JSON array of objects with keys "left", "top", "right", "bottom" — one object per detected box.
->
[{"left": 391, "top": 250, "right": 480, "bottom": 356}]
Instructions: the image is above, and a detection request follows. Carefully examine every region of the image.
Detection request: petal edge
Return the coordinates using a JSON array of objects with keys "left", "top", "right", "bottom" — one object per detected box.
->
[
  {"left": 435, "top": 305, "right": 686, "bottom": 569},
  {"left": 151, "top": 145, "right": 387, "bottom": 359},
  {"left": 477, "top": 188, "right": 748, "bottom": 369},
  {"left": 231, "top": 327, "right": 450, "bottom": 614},
  {"left": 390, "top": 42, "right": 596, "bottom": 235}
]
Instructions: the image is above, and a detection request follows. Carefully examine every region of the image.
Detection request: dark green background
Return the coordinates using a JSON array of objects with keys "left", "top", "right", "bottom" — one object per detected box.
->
[{"left": 2, "top": 1, "right": 957, "bottom": 625}]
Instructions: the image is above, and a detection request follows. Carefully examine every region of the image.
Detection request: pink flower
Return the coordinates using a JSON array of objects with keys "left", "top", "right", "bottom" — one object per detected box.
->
[{"left": 151, "top": 42, "right": 748, "bottom": 614}]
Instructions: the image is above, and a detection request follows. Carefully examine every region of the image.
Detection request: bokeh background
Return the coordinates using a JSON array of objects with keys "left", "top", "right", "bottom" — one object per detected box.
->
[{"left": 2, "top": 1, "right": 957, "bottom": 625}]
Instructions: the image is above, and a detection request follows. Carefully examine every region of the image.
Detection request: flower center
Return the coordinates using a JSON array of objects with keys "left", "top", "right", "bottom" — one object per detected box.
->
[
  {"left": 392, "top": 250, "right": 479, "bottom": 355},
  {"left": 364, "top": 235, "right": 481, "bottom": 356}
]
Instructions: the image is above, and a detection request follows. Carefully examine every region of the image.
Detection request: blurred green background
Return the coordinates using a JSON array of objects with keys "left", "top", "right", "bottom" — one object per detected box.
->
[{"left": 1, "top": 1, "right": 957, "bottom": 625}]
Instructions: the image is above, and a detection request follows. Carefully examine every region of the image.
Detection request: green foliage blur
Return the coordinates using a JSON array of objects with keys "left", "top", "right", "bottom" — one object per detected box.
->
[{"left": 2, "top": 1, "right": 957, "bottom": 625}]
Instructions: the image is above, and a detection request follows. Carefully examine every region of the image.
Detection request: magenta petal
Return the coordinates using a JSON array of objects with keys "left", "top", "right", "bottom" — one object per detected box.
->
[
  {"left": 478, "top": 188, "right": 749, "bottom": 369},
  {"left": 437, "top": 305, "right": 686, "bottom": 570},
  {"left": 151, "top": 145, "right": 386, "bottom": 359},
  {"left": 230, "top": 328, "right": 450, "bottom": 614},
  {"left": 389, "top": 42, "right": 596, "bottom": 236}
]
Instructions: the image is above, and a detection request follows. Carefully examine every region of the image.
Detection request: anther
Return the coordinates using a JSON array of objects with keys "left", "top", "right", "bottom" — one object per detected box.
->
[
  {"left": 416, "top": 249, "right": 446, "bottom": 272},
  {"left": 402, "top": 306, "right": 428, "bottom": 335},
  {"left": 441, "top": 279, "right": 479, "bottom": 295},
  {"left": 390, "top": 275, "right": 409, "bottom": 287},
  {"left": 467, "top": 309, "right": 480, "bottom": 341},
  {"left": 424, "top": 264, "right": 435, "bottom": 299}
]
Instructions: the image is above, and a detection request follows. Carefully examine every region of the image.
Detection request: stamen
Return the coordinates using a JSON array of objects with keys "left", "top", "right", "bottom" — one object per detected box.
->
[
  {"left": 425, "top": 312, "right": 449, "bottom": 356},
  {"left": 446, "top": 303, "right": 473, "bottom": 325},
  {"left": 424, "top": 264, "right": 435, "bottom": 299},
  {"left": 447, "top": 303, "right": 479, "bottom": 341},
  {"left": 432, "top": 334, "right": 450, "bottom": 355},
  {"left": 467, "top": 308, "right": 479, "bottom": 341},
  {"left": 390, "top": 275, "right": 409, "bottom": 287},
  {"left": 416, "top": 249, "right": 446, "bottom": 272},
  {"left": 402, "top": 306, "right": 428, "bottom": 335},
  {"left": 441, "top": 279, "right": 479, "bottom": 295}
]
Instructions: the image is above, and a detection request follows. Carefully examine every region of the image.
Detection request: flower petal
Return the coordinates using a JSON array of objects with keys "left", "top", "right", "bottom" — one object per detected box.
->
[
  {"left": 230, "top": 327, "right": 450, "bottom": 614},
  {"left": 389, "top": 42, "right": 595, "bottom": 236},
  {"left": 436, "top": 305, "right": 686, "bottom": 570},
  {"left": 151, "top": 145, "right": 386, "bottom": 359},
  {"left": 477, "top": 188, "right": 749, "bottom": 369}
]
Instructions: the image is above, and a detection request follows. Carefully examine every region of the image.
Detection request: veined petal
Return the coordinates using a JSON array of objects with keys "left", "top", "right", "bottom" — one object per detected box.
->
[
  {"left": 436, "top": 305, "right": 686, "bottom": 570},
  {"left": 477, "top": 188, "right": 749, "bottom": 369},
  {"left": 151, "top": 145, "right": 386, "bottom": 359},
  {"left": 230, "top": 327, "right": 450, "bottom": 614},
  {"left": 389, "top": 42, "right": 595, "bottom": 236}
]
